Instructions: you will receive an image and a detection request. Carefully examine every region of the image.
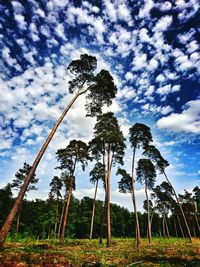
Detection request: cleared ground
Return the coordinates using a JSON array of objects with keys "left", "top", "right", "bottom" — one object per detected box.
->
[{"left": 0, "top": 238, "right": 200, "bottom": 266}]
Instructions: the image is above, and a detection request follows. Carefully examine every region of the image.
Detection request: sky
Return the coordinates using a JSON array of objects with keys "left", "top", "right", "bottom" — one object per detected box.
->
[{"left": 0, "top": 0, "right": 199, "bottom": 212}]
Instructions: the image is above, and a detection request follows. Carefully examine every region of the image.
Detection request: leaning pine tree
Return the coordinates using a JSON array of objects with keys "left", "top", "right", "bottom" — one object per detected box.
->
[
  {"left": 0, "top": 54, "right": 117, "bottom": 246},
  {"left": 89, "top": 112, "right": 126, "bottom": 247},
  {"left": 143, "top": 145, "right": 193, "bottom": 243}
]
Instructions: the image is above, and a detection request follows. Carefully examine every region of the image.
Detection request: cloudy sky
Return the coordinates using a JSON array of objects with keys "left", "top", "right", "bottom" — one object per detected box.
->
[{"left": 0, "top": 0, "right": 199, "bottom": 211}]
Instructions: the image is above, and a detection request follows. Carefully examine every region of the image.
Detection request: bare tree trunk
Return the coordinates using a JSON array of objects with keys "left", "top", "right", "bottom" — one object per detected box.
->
[
  {"left": 0, "top": 89, "right": 82, "bottom": 246},
  {"left": 163, "top": 171, "right": 192, "bottom": 243},
  {"left": 99, "top": 151, "right": 106, "bottom": 244},
  {"left": 145, "top": 184, "right": 151, "bottom": 244},
  {"left": 195, "top": 214, "right": 200, "bottom": 234},
  {"left": 106, "top": 143, "right": 111, "bottom": 247},
  {"left": 60, "top": 181, "right": 73, "bottom": 243},
  {"left": 162, "top": 214, "right": 166, "bottom": 237},
  {"left": 90, "top": 180, "right": 98, "bottom": 240},
  {"left": 54, "top": 198, "right": 59, "bottom": 239},
  {"left": 131, "top": 148, "right": 141, "bottom": 247},
  {"left": 177, "top": 215, "right": 185, "bottom": 238},
  {"left": 99, "top": 194, "right": 106, "bottom": 244},
  {"left": 57, "top": 199, "right": 65, "bottom": 239},
  {"left": 174, "top": 218, "right": 178, "bottom": 237},
  {"left": 164, "top": 215, "right": 170, "bottom": 238},
  {"left": 193, "top": 223, "right": 196, "bottom": 237},
  {"left": 16, "top": 202, "right": 23, "bottom": 234}
]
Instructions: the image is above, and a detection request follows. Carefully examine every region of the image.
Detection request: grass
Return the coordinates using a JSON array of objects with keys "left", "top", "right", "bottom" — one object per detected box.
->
[{"left": 0, "top": 237, "right": 200, "bottom": 266}]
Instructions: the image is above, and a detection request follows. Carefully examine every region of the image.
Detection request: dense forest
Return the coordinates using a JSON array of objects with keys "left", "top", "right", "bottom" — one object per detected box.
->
[{"left": 0, "top": 183, "right": 199, "bottom": 240}]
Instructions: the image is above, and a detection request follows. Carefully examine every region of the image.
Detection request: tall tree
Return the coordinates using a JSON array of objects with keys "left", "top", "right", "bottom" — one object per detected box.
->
[
  {"left": 152, "top": 182, "right": 175, "bottom": 238},
  {"left": 56, "top": 140, "right": 90, "bottom": 242},
  {"left": 89, "top": 162, "right": 105, "bottom": 240},
  {"left": 136, "top": 159, "right": 156, "bottom": 244},
  {"left": 0, "top": 54, "right": 117, "bottom": 245},
  {"left": 117, "top": 168, "right": 140, "bottom": 239},
  {"left": 90, "top": 112, "right": 126, "bottom": 247},
  {"left": 11, "top": 163, "right": 38, "bottom": 234},
  {"left": 129, "top": 123, "right": 153, "bottom": 246},
  {"left": 49, "top": 176, "right": 63, "bottom": 238},
  {"left": 143, "top": 145, "right": 193, "bottom": 243}
]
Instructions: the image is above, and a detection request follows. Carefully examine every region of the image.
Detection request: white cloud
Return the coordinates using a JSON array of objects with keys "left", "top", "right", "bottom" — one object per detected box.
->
[
  {"left": 125, "top": 72, "right": 134, "bottom": 81},
  {"left": 15, "top": 14, "right": 27, "bottom": 30},
  {"left": 157, "top": 100, "right": 200, "bottom": 133},
  {"left": 154, "top": 15, "right": 173, "bottom": 32},
  {"left": 139, "top": 0, "right": 154, "bottom": 18}
]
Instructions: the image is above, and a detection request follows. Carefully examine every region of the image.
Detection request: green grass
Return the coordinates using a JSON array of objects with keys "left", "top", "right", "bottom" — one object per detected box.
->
[{"left": 0, "top": 237, "right": 200, "bottom": 266}]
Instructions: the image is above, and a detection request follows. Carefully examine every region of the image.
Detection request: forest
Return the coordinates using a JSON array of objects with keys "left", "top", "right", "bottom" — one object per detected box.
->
[{"left": 0, "top": 54, "right": 199, "bottom": 266}]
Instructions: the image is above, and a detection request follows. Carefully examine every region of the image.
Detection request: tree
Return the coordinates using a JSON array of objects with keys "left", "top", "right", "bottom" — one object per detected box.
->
[
  {"left": 136, "top": 159, "right": 156, "bottom": 244},
  {"left": 11, "top": 163, "right": 39, "bottom": 234},
  {"left": 143, "top": 145, "right": 193, "bottom": 243},
  {"left": 179, "top": 190, "right": 200, "bottom": 237},
  {"left": 90, "top": 112, "right": 126, "bottom": 247},
  {"left": 129, "top": 123, "right": 153, "bottom": 246},
  {"left": 89, "top": 162, "right": 105, "bottom": 239},
  {"left": 56, "top": 140, "right": 90, "bottom": 242},
  {"left": 0, "top": 54, "right": 117, "bottom": 246},
  {"left": 49, "top": 176, "right": 63, "bottom": 238},
  {"left": 152, "top": 182, "right": 175, "bottom": 238}
]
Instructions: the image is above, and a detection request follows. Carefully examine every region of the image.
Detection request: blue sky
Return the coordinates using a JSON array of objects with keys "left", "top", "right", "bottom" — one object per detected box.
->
[{"left": 0, "top": 0, "right": 199, "bottom": 211}]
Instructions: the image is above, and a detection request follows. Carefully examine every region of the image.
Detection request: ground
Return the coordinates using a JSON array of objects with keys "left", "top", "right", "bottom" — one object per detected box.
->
[{"left": 0, "top": 238, "right": 200, "bottom": 266}]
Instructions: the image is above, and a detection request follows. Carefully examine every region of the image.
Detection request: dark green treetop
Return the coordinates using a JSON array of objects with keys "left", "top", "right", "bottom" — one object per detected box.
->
[
  {"left": 11, "top": 162, "right": 39, "bottom": 192},
  {"left": 67, "top": 54, "right": 117, "bottom": 116},
  {"left": 136, "top": 159, "right": 156, "bottom": 189},
  {"left": 117, "top": 168, "right": 132, "bottom": 193},
  {"left": 129, "top": 123, "right": 152, "bottom": 150}
]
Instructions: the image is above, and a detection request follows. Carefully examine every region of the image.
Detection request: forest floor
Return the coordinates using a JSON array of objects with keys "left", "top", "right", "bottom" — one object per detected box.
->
[{"left": 0, "top": 237, "right": 199, "bottom": 267}]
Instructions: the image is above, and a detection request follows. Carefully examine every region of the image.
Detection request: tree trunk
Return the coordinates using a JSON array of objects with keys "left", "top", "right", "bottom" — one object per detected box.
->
[
  {"left": 177, "top": 215, "right": 185, "bottom": 238},
  {"left": 106, "top": 143, "right": 111, "bottom": 247},
  {"left": 99, "top": 194, "right": 106, "bottom": 244},
  {"left": 164, "top": 214, "right": 170, "bottom": 238},
  {"left": 174, "top": 218, "right": 178, "bottom": 237},
  {"left": 145, "top": 184, "right": 151, "bottom": 244},
  {"left": 54, "top": 198, "right": 59, "bottom": 239},
  {"left": 195, "top": 214, "right": 200, "bottom": 234},
  {"left": 162, "top": 214, "right": 166, "bottom": 237},
  {"left": 99, "top": 151, "right": 106, "bottom": 244},
  {"left": 90, "top": 180, "right": 98, "bottom": 240},
  {"left": 0, "top": 89, "right": 82, "bottom": 246},
  {"left": 131, "top": 148, "right": 141, "bottom": 247},
  {"left": 57, "top": 199, "right": 65, "bottom": 239},
  {"left": 163, "top": 171, "right": 192, "bottom": 243},
  {"left": 60, "top": 179, "right": 73, "bottom": 243},
  {"left": 193, "top": 223, "right": 196, "bottom": 237}
]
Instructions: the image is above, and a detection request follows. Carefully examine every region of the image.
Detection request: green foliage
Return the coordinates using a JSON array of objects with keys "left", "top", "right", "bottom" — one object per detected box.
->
[
  {"left": 67, "top": 54, "right": 97, "bottom": 93},
  {"left": 67, "top": 54, "right": 117, "bottom": 116},
  {"left": 129, "top": 123, "right": 152, "bottom": 150},
  {"left": 143, "top": 145, "right": 169, "bottom": 173},
  {"left": 56, "top": 140, "right": 91, "bottom": 173},
  {"left": 90, "top": 162, "right": 105, "bottom": 184},
  {"left": 136, "top": 159, "right": 156, "bottom": 189},
  {"left": 11, "top": 162, "right": 39, "bottom": 192},
  {"left": 0, "top": 184, "right": 13, "bottom": 227},
  {"left": 90, "top": 112, "right": 126, "bottom": 166},
  {"left": 117, "top": 168, "right": 132, "bottom": 193},
  {"left": 49, "top": 176, "right": 63, "bottom": 200},
  {"left": 86, "top": 70, "right": 117, "bottom": 116}
]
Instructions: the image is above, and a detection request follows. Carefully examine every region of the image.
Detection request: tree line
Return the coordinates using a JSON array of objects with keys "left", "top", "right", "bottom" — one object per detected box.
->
[
  {"left": 0, "top": 183, "right": 199, "bottom": 241},
  {"left": 0, "top": 54, "right": 199, "bottom": 247}
]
